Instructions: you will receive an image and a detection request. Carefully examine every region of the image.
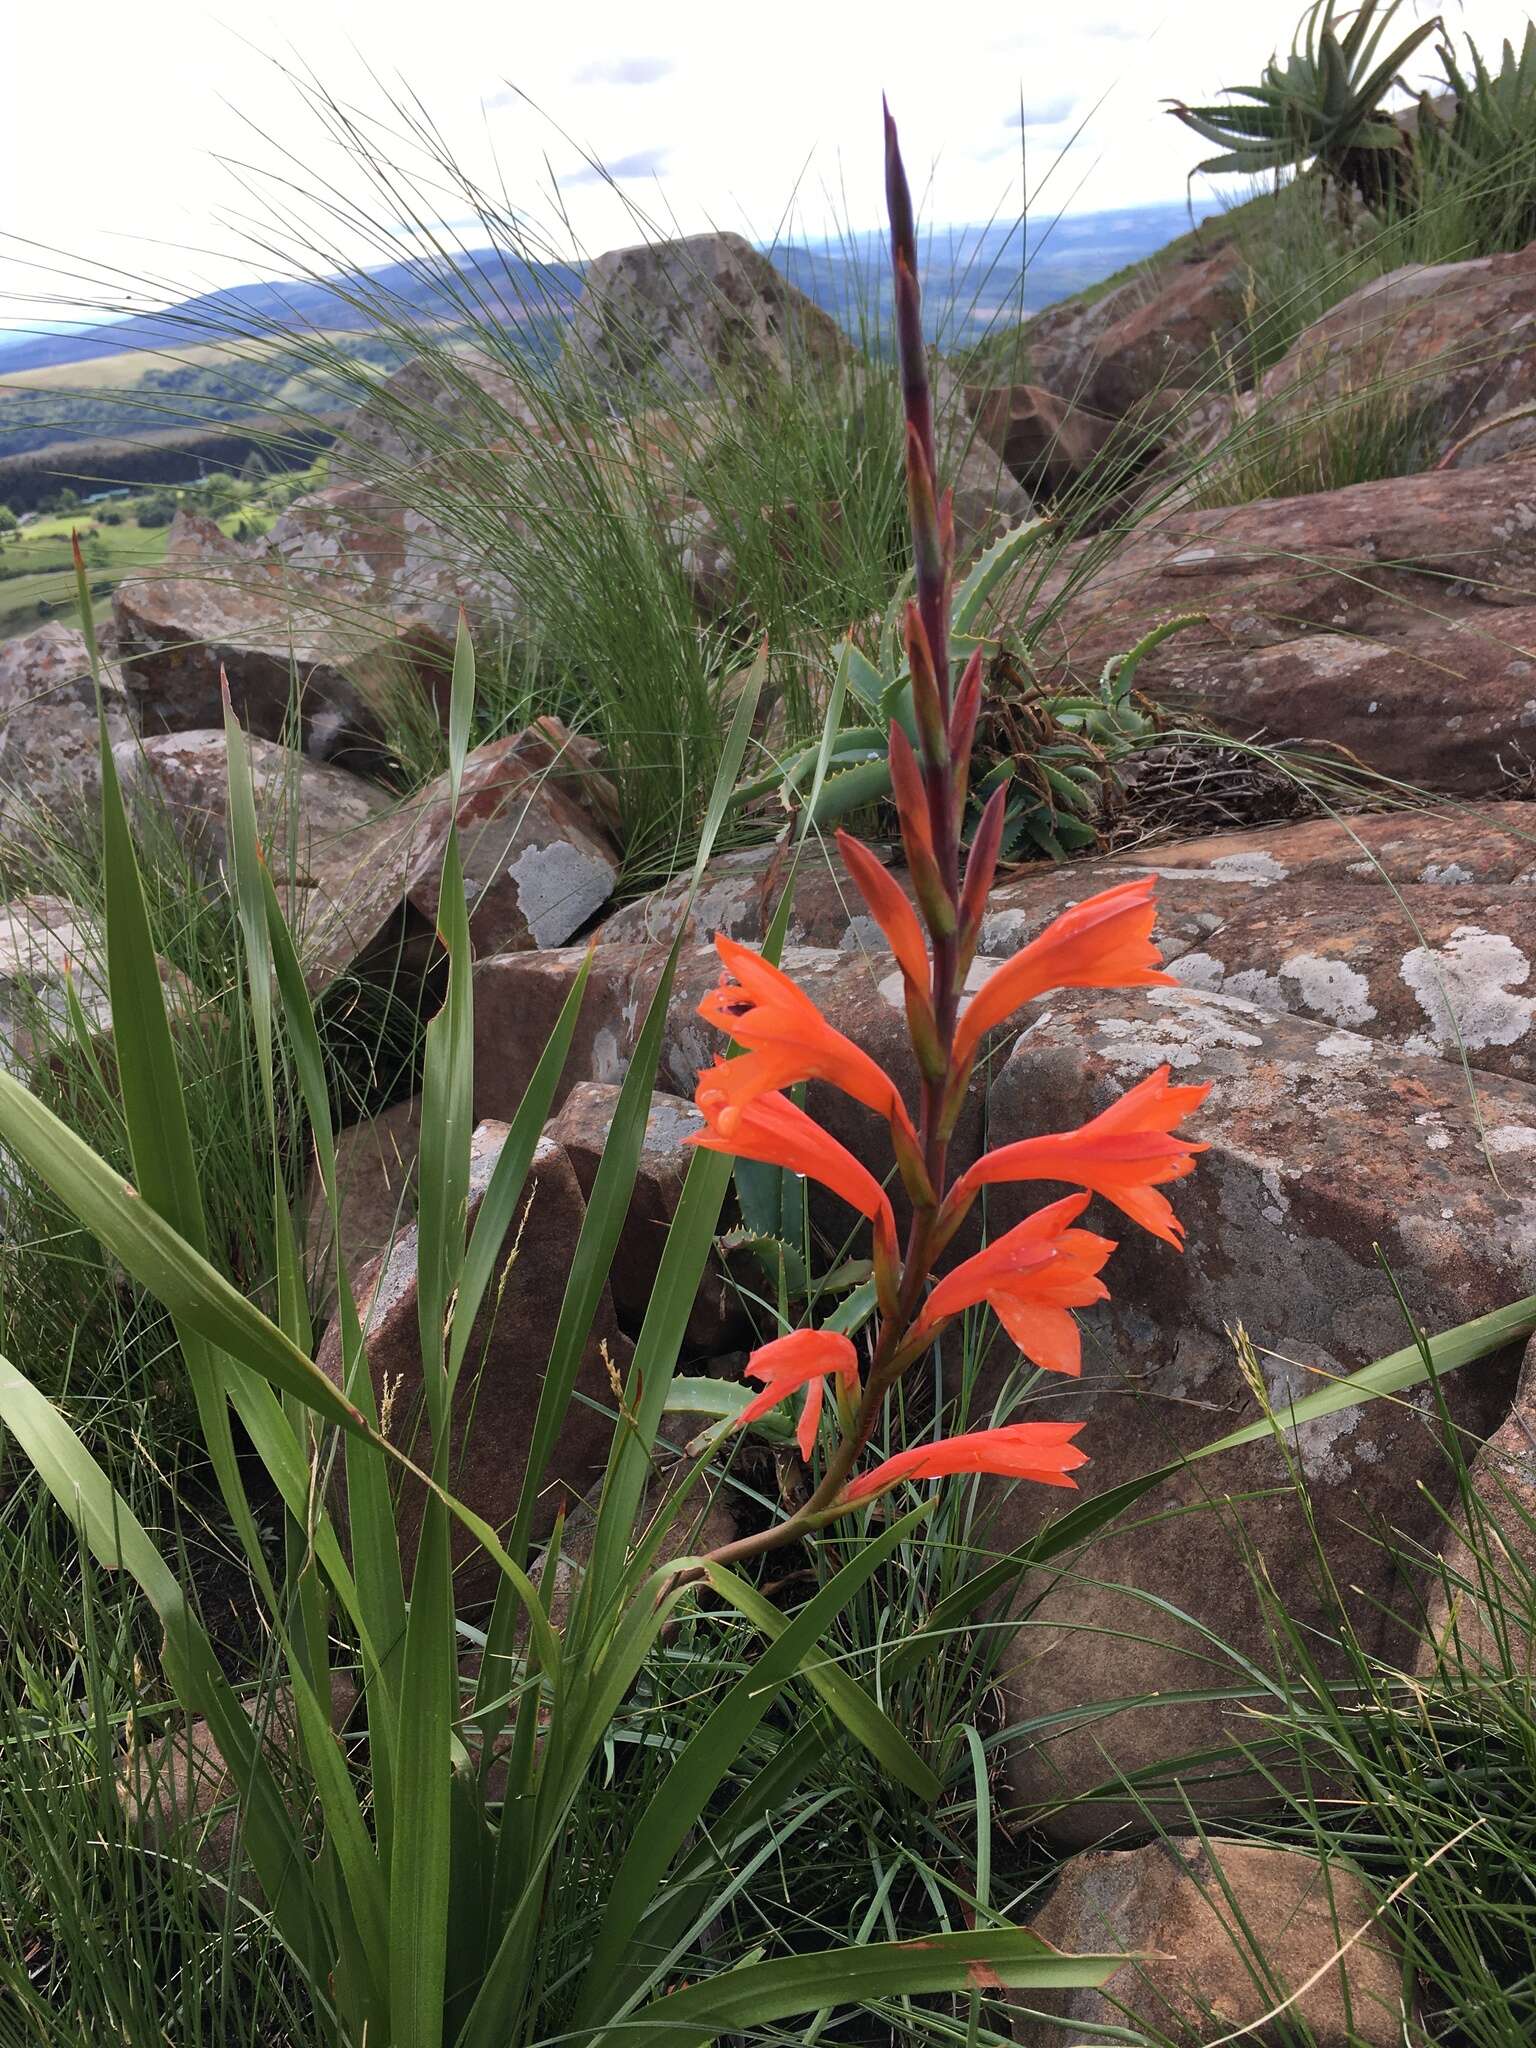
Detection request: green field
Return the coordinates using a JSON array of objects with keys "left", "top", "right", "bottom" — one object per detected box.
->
[{"left": 0, "top": 512, "right": 167, "bottom": 640}]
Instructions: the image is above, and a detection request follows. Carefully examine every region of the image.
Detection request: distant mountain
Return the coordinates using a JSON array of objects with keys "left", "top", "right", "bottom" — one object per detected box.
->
[{"left": 0, "top": 198, "right": 1223, "bottom": 382}]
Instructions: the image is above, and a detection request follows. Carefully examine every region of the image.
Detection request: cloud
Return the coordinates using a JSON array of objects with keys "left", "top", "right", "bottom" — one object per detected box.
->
[
  {"left": 573, "top": 55, "right": 675, "bottom": 86},
  {"left": 567, "top": 146, "right": 670, "bottom": 185},
  {"left": 1004, "top": 93, "right": 1076, "bottom": 128}
]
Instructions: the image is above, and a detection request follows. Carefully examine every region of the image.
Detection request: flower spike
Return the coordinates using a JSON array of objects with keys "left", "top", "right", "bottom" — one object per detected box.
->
[{"left": 838, "top": 1421, "right": 1089, "bottom": 1506}]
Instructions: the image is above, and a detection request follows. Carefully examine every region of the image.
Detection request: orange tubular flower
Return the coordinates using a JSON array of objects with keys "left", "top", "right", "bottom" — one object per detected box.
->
[
  {"left": 738, "top": 1328, "right": 861, "bottom": 1461},
  {"left": 951, "top": 876, "right": 1173, "bottom": 1069},
  {"left": 911, "top": 1194, "right": 1114, "bottom": 1377},
  {"left": 838, "top": 1420, "right": 1089, "bottom": 1505},
  {"left": 690, "top": 1078, "right": 899, "bottom": 1263},
  {"left": 834, "top": 830, "right": 931, "bottom": 1003},
  {"left": 947, "top": 1065, "right": 1212, "bottom": 1249},
  {"left": 698, "top": 934, "right": 920, "bottom": 1152}
]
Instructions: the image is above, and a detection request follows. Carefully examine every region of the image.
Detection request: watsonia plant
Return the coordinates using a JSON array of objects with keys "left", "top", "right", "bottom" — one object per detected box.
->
[
  {"left": 672, "top": 110, "right": 1212, "bottom": 1554},
  {"left": 0, "top": 475, "right": 1125, "bottom": 2045}
]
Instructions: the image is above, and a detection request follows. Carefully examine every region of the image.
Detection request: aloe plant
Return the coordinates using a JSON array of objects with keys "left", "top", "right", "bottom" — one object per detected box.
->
[
  {"left": 1168, "top": 0, "right": 1440, "bottom": 188},
  {"left": 736, "top": 512, "right": 1200, "bottom": 862},
  {"left": 1428, "top": 25, "right": 1536, "bottom": 246}
]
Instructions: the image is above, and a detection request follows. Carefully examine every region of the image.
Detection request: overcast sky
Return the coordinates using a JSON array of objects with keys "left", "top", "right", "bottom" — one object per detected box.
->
[{"left": 0, "top": 0, "right": 1517, "bottom": 328}]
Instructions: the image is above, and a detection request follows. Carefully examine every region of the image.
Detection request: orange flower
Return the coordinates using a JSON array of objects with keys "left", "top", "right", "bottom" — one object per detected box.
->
[
  {"left": 912, "top": 1194, "right": 1114, "bottom": 1376},
  {"left": 948, "top": 1065, "right": 1210, "bottom": 1248},
  {"left": 838, "top": 1420, "right": 1088, "bottom": 1504},
  {"left": 690, "top": 1077, "right": 899, "bottom": 1262},
  {"left": 698, "top": 934, "right": 919, "bottom": 1151},
  {"left": 738, "top": 1328, "right": 861, "bottom": 1460},
  {"left": 951, "top": 877, "right": 1172, "bottom": 1068},
  {"left": 834, "top": 829, "right": 931, "bottom": 1004}
]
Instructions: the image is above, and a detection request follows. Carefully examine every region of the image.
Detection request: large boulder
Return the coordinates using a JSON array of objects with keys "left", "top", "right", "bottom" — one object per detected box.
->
[
  {"left": 295, "top": 732, "right": 618, "bottom": 990},
  {"left": 264, "top": 481, "right": 523, "bottom": 645},
  {"left": 1012, "top": 452, "right": 1536, "bottom": 796},
  {"left": 543, "top": 1080, "right": 738, "bottom": 1352},
  {"left": 964, "top": 382, "right": 1116, "bottom": 496},
  {"left": 328, "top": 351, "right": 543, "bottom": 485},
  {"left": 315, "top": 1126, "right": 624, "bottom": 1602},
  {"left": 1262, "top": 242, "right": 1536, "bottom": 470},
  {"left": 0, "top": 894, "right": 187, "bottom": 1076},
  {"left": 0, "top": 623, "right": 132, "bottom": 857},
  {"left": 304, "top": 1094, "right": 423, "bottom": 1322},
  {"left": 566, "top": 232, "right": 850, "bottom": 400},
  {"left": 1011, "top": 1838, "right": 1404, "bottom": 2047},
  {"left": 982, "top": 981, "right": 1536, "bottom": 1843},
  {"left": 112, "top": 728, "right": 390, "bottom": 876},
  {"left": 113, "top": 511, "right": 450, "bottom": 760}
]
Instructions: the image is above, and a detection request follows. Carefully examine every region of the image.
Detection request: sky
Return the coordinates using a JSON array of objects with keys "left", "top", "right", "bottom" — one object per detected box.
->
[{"left": 0, "top": 0, "right": 1519, "bottom": 329}]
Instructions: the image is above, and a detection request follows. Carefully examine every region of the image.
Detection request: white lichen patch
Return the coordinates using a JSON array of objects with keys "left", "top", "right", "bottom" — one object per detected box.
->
[
  {"left": 838, "top": 914, "right": 884, "bottom": 955},
  {"left": 1314, "top": 1028, "right": 1374, "bottom": 1060},
  {"left": 1419, "top": 862, "right": 1474, "bottom": 884},
  {"left": 508, "top": 840, "right": 615, "bottom": 949},
  {"left": 1487, "top": 1123, "right": 1536, "bottom": 1156},
  {"left": 1279, "top": 952, "right": 1377, "bottom": 1028},
  {"left": 1207, "top": 851, "right": 1289, "bottom": 885},
  {"left": 1399, "top": 925, "right": 1536, "bottom": 1055}
]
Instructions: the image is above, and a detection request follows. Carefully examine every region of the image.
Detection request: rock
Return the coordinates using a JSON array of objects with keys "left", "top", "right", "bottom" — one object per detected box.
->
[
  {"left": 1262, "top": 243, "right": 1536, "bottom": 471},
  {"left": 1011, "top": 1838, "right": 1404, "bottom": 2047},
  {"left": 1169, "top": 878, "right": 1536, "bottom": 1079},
  {"left": 116, "top": 1673, "right": 358, "bottom": 1899},
  {"left": 1416, "top": 1332, "right": 1536, "bottom": 1676},
  {"left": 0, "top": 623, "right": 132, "bottom": 857},
  {"left": 543, "top": 1080, "right": 738, "bottom": 1352},
  {"left": 329, "top": 351, "right": 543, "bottom": 486},
  {"left": 981, "top": 982, "right": 1536, "bottom": 1843},
  {"left": 316, "top": 1127, "right": 624, "bottom": 1602},
  {"left": 596, "top": 842, "right": 910, "bottom": 953},
  {"left": 930, "top": 360, "right": 1037, "bottom": 556},
  {"left": 304, "top": 1095, "right": 423, "bottom": 1321},
  {"left": 264, "top": 481, "right": 523, "bottom": 646},
  {"left": 0, "top": 894, "right": 187, "bottom": 1076},
  {"left": 566, "top": 233, "right": 850, "bottom": 401},
  {"left": 1109, "top": 803, "right": 1536, "bottom": 892},
  {"left": 113, "top": 510, "right": 451, "bottom": 760},
  {"left": 507, "top": 715, "right": 623, "bottom": 854},
  {"left": 295, "top": 732, "right": 618, "bottom": 991},
  {"left": 1014, "top": 452, "right": 1536, "bottom": 796},
  {"left": 112, "top": 729, "right": 390, "bottom": 876},
  {"left": 964, "top": 382, "right": 1116, "bottom": 496},
  {"left": 1081, "top": 250, "right": 1245, "bottom": 417}
]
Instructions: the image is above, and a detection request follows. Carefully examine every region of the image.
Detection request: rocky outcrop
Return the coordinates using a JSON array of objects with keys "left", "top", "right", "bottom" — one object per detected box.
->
[
  {"left": 964, "top": 382, "right": 1116, "bottom": 496},
  {"left": 1262, "top": 241, "right": 1536, "bottom": 470},
  {"left": 543, "top": 1080, "right": 738, "bottom": 1352},
  {"left": 315, "top": 1127, "right": 624, "bottom": 1602},
  {"left": 1012, "top": 1839, "right": 1405, "bottom": 2047},
  {"left": 329, "top": 351, "right": 543, "bottom": 485},
  {"left": 113, "top": 728, "right": 390, "bottom": 876},
  {"left": 985, "top": 980, "right": 1535, "bottom": 1843},
  {"left": 293, "top": 732, "right": 618, "bottom": 990},
  {"left": 0, "top": 623, "right": 132, "bottom": 857},
  {"left": 304, "top": 1094, "right": 423, "bottom": 1321},
  {"left": 566, "top": 232, "right": 850, "bottom": 400},
  {"left": 1415, "top": 1332, "right": 1536, "bottom": 1677},
  {"left": 1013, "top": 453, "right": 1536, "bottom": 796},
  {"left": 0, "top": 894, "right": 187, "bottom": 1076},
  {"left": 113, "top": 511, "right": 451, "bottom": 760},
  {"left": 1014, "top": 243, "right": 1245, "bottom": 417}
]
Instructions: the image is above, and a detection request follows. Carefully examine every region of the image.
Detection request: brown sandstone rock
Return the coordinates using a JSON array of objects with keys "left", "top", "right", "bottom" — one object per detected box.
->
[
  {"left": 981, "top": 982, "right": 1536, "bottom": 1843},
  {"left": 315, "top": 1127, "right": 623, "bottom": 1602},
  {"left": 0, "top": 894, "right": 188, "bottom": 1076},
  {"left": 116, "top": 1672, "right": 358, "bottom": 1899},
  {"left": 1262, "top": 243, "right": 1536, "bottom": 471},
  {"left": 1416, "top": 1332, "right": 1536, "bottom": 1677},
  {"left": 296, "top": 733, "right": 618, "bottom": 990},
  {"left": 113, "top": 510, "right": 450, "bottom": 759},
  {"left": 965, "top": 383, "right": 1117, "bottom": 495},
  {"left": 1169, "top": 879, "right": 1536, "bottom": 1078},
  {"left": 542, "top": 1080, "right": 738, "bottom": 1351},
  {"left": 0, "top": 623, "right": 132, "bottom": 856},
  {"left": 1011, "top": 1838, "right": 1404, "bottom": 2047},
  {"left": 112, "top": 728, "right": 390, "bottom": 875},
  {"left": 1077, "top": 249, "right": 1246, "bottom": 417},
  {"left": 1011, "top": 454, "right": 1536, "bottom": 796},
  {"left": 566, "top": 232, "right": 850, "bottom": 400},
  {"left": 304, "top": 1095, "right": 423, "bottom": 1321}
]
